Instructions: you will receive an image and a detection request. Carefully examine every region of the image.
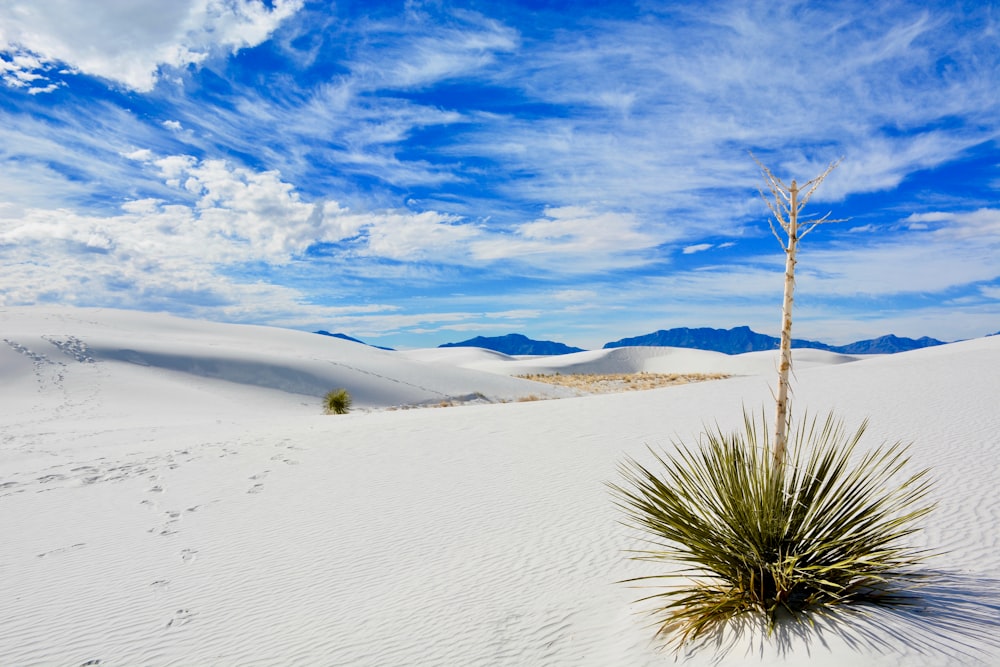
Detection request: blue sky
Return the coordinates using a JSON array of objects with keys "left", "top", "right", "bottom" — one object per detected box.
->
[{"left": 2, "top": 0, "right": 999, "bottom": 349}]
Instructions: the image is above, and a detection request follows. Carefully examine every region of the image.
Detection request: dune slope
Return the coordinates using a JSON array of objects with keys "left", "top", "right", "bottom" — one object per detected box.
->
[{"left": 1, "top": 307, "right": 998, "bottom": 666}]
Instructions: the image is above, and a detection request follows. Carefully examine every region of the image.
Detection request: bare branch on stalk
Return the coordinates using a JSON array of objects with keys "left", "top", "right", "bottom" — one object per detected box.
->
[{"left": 750, "top": 152, "right": 847, "bottom": 471}]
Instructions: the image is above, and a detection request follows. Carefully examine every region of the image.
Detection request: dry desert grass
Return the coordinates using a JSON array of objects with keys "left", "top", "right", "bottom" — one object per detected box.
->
[{"left": 517, "top": 371, "right": 729, "bottom": 394}]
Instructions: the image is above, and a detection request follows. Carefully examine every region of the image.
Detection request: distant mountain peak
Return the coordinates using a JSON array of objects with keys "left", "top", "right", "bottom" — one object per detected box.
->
[{"left": 439, "top": 333, "right": 584, "bottom": 356}]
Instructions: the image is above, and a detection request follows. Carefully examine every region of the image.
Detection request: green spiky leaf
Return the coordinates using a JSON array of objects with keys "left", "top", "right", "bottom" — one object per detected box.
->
[{"left": 609, "top": 409, "right": 935, "bottom": 649}]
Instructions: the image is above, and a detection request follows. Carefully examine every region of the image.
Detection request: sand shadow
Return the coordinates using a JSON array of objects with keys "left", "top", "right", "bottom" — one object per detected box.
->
[{"left": 675, "top": 571, "right": 1000, "bottom": 664}]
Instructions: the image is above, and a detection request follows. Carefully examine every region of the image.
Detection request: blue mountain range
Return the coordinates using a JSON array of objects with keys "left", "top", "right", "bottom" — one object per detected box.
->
[
  {"left": 435, "top": 327, "right": 948, "bottom": 356},
  {"left": 317, "top": 326, "right": 958, "bottom": 356},
  {"left": 602, "top": 326, "right": 946, "bottom": 355}
]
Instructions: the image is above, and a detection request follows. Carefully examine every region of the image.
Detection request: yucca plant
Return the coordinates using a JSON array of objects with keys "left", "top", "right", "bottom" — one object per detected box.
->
[
  {"left": 323, "top": 388, "right": 352, "bottom": 415},
  {"left": 610, "top": 410, "right": 935, "bottom": 649}
]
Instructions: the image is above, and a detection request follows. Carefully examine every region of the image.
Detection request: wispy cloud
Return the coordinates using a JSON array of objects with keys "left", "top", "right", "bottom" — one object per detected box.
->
[
  {"left": 683, "top": 244, "right": 713, "bottom": 255},
  {"left": 470, "top": 206, "right": 663, "bottom": 271},
  {"left": 347, "top": 7, "right": 518, "bottom": 90}
]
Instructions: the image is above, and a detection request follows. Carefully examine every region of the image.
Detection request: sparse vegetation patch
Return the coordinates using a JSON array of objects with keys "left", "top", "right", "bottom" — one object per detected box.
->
[
  {"left": 518, "top": 372, "right": 728, "bottom": 394},
  {"left": 323, "top": 388, "right": 353, "bottom": 415},
  {"left": 611, "top": 411, "right": 934, "bottom": 649}
]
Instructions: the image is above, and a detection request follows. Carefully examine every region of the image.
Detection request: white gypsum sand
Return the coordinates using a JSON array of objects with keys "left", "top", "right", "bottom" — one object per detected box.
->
[{"left": 1, "top": 306, "right": 998, "bottom": 666}]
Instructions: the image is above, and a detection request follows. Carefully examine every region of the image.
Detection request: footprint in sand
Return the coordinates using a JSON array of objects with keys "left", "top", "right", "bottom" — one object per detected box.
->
[
  {"left": 180, "top": 548, "right": 198, "bottom": 563},
  {"left": 274, "top": 440, "right": 304, "bottom": 452},
  {"left": 150, "top": 579, "right": 170, "bottom": 589},
  {"left": 247, "top": 471, "right": 269, "bottom": 494},
  {"left": 155, "top": 510, "right": 182, "bottom": 536},
  {"left": 43, "top": 335, "right": 96, "bottom": 364},
  {"left": 37, "top": 543, "right": 86, "bottom": 558},
  {"left": 166, "top": 608, "right": 196, "bottom": 628}
]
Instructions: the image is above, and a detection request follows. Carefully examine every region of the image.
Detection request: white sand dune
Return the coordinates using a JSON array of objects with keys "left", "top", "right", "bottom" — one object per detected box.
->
[
  {"left": 406, "top": 344, "right": 863, "bottom": 377},
  {"left": 0, "top": 308, "right": 578, "bottom": 418},
  {"left": 2, "top": 306, "right": 998, "bottom": 666}
]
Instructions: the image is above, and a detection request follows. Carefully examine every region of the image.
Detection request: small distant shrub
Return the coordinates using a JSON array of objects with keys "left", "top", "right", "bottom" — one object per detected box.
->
[
  {"left": 610, "top": 410, "right": 935, "bottom": 649},
  {"left": 323, "top": 388, "right": 352, "bottom": 415}
]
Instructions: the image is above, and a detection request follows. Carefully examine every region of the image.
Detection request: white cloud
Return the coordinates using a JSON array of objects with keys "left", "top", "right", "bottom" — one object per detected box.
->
[
  {"left": 683, "top": 243, "right": 713, "bottom": 254},
  {"left": 433, "top": 1, "right": 1000, "bottom": 227},
  {"left": 351, "top": 7, "right": 518, "bottom": 90},
  {"left": 471, "top": 206, "right": 662, "bottom": 271},
  {"left": 362, "top": 211, "right": 476, "bottom": 262},
  {"left": 906, "top": 212, "right": 953, "bottom": 223},
  {"left": 930, "top": 208, "right": 1000, "bottom": 240},
  {"left": 846, "top": 224, "right": 878, "bottom": 234},
  {"left": 27, "top": 82, "right": 61, "bottom": 94},
  {"left": 122, "top": 148, "right": 155, "bottom": 162},
  {"left": 670, "top": 233, "right": 1000, "bottom": 302},
  {"left": 21, "top": 0, "right": 987, "bottom": 251},
  {"left": 798, "top": 240, "right": 999, "bottom": 297},
  {"left": 549, "top": 289, "right": 599, "bottom": 303},
  {"left": 0, "top": 148, "right": 708, "bottom": 329},
  {"left": 0, "top": 0, "right": 303, "bottom": 92},
  {"left": 0, "top": 155, "right": 372, "bottom": 314},
  {"left": 3, "top": 154, "right": 643, "bottom": 318},
  {"left": 145, "top": 156, "right": 377, "bottom": 263},
  {"left": 898, "top": 208, "right": 1000, "bottom": 241},
  {"left": 0, "top": 48, "right": 66, "bottom": 93}
]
